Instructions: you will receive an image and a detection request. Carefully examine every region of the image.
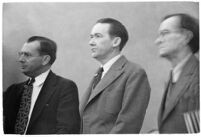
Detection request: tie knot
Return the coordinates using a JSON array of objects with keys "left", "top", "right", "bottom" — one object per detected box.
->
[
  {"left": 93, "top": 67, "right": 104, "bottom": 89},
  {"left": 169, "top": 70, "right": 173, "bottom": 83},
  {"left": 28, "top": 78, "right": 35, "bottom": 85},
  {"left": 98, "top": 67, "right": 104, "bottom": 74}
]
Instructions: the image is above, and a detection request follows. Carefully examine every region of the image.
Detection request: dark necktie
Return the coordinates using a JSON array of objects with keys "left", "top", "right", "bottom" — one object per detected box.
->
[
  {"left": 165, "top": 71, "right": 175, "bottom": 109},
  {"left": 167, "top": 71, "right": 175, "bottom": 97},
  {"left": 15, "top": 78, "right": 35, "bottom": 134},
  {"left": 93, "top": 67, "right": 104, "bottom": 89}
]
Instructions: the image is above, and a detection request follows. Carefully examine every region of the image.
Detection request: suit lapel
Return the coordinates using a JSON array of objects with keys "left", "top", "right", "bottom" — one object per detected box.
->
[
  {"left": 79, "top": 77, "right": 94, "bottom": 116},
  {"left": 162, "top": 55, "right": 198, "bottom": 121},
  {"left": 27, "top": 71, "right": 57, "bottom": 130},
  {"left": 86, "top": 56, "right": 127, "bottom": 107},
  {"left": 158, "top": 78, "right": 170, "bottom": 126}
]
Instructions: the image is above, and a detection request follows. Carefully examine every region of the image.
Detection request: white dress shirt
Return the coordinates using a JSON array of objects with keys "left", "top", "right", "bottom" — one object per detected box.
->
[
  {"left": 101, "top": 54, "right": 122, "bottom": 79},
  {"left": 25, "top": 69, "right": 50, "bottom": 133},
  {"left": 172, "top": 53, "right": 192, "bottom": 83}
]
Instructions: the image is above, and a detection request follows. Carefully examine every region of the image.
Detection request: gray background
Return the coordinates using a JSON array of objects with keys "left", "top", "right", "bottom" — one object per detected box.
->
[{"left": 3, "top": 2, "right": 199, "bottom": 133}]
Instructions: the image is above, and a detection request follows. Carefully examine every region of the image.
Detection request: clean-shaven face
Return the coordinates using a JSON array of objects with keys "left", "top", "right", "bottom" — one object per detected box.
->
[
  {"left": 89, "top": 23, "right": 115, "bottom": 62},
  {"left": 18, "top": 41, "right": 44, "bottom": 77},
  {"left": 155, "top": 16, "right": 187, "bottom": 58}
]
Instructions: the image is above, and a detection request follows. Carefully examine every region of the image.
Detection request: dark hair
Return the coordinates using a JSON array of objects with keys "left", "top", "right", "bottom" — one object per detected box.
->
[
  {"left": 163, "top": 13, "right": 199, "bottom": 53},
  {"left": 96, "top": 18, "right": 129, "bottom": 51},
  {"left": 27, "top": 36, "right": 57, "bottom": 65}
]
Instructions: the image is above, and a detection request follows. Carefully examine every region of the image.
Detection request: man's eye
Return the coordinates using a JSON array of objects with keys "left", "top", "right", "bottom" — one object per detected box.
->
[
  {"left": 95, "top": 34, "right": 102, "bottom": 38},
  {"left": 24, "top": 53, "right": 32, "bottom": 57},
  {"left": 160, "top": 31, "right": 170, "bottom": 36},
  {"left": 18, "top": 52, "right": 22, "bottom": 56}
]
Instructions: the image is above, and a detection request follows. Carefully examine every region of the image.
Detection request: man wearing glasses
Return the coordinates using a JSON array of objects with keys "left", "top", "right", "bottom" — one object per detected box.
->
[
  {"left": 3, "top": 36, "right": 80, "bottom": 134},
  {"left": 155, "top": 13, "right": 199, "bottom": 133}
]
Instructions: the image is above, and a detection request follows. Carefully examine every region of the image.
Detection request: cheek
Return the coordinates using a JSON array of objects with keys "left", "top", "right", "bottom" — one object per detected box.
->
[
  {"left": 95, "top": 41, "right": 106, "bottom": 52},
  {"left": 29, "top": 59, "right": 43, "bottom": 67},
  {"left": 163, "top": 36, "right": 178, "bottom": 47},
  {"left": 100, "top": 40, "right": 112, "bottom": 49},
  {"left": 169, "top": 35, "right": 184, "bottom": 44}
]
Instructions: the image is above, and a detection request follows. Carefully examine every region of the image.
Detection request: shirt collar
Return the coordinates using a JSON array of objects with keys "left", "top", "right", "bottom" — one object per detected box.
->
[
  {"left": 101, "top": 54, "right": 122, "bottom": 73},
  {"left": 32, "top": 69, "right": 51, "bottom": 86},
  {"left": 172, "top": 53, "right": 192, "bottom": 82}
]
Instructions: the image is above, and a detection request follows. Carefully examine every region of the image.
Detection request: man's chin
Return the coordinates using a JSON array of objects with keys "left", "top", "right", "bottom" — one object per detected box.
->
[
  {"left": 21, "top": 70, "right": 30, "bottom": 77},
  {"left": 159, "top": 52, "right": 168, "bottom": 58},
  {"left": 91, "top": 54, "right": 98, "bottom": 59},
  {"left": 20, "top": 69, "right": 26, "bottom": 73}
]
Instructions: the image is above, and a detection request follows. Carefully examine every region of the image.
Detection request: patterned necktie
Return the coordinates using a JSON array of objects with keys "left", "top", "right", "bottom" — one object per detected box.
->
[
  {"left": 93, "top": 67, "right": 104, "bottom": 89},
  {"left": 15, "top": 78, "right": 35, "bottom": 134}
]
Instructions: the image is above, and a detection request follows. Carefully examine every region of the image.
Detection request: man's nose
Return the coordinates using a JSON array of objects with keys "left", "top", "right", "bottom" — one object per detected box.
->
[
  {"left": 89, "top": 38, "right": 95, "bottom": 46},
  {"left": 155, "top": 37, "right": 162, "bottom": 46},
  {"left": 18, "top": 55, "right": 25, "bottom": 63}
]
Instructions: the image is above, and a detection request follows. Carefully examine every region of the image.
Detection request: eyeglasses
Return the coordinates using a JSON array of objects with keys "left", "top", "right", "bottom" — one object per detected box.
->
[
  {"left": 18, "top": 52, "right": 41, "bottom": 59},
  {"left": 158, "top": 28, "right": 186, "bottom": 38}
]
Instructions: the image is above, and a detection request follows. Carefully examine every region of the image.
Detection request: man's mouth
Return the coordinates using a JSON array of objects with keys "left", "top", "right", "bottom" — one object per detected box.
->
[
  {"left": 159, "top": 46, "right": 165, "bottom": 50},
  {"left": 91, "top": 48, "right": 96, "bottom": 52},
  {"left": 20, "top": 65, "right": 26, "bottom": 69}
]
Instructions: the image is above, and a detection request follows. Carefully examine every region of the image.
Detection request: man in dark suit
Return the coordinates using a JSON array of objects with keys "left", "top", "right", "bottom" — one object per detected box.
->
[
  {"left": 155, "top": 13, "right": 199, "bottom": 133},
  {"left": 3, "top": 36, "right": 80, "bottom": 134},
  {"left": 80, "top": 18, "right": 151, "bottom": 134}
]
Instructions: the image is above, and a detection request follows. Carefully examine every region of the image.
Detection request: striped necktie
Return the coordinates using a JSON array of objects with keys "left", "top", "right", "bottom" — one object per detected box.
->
[{"left": 92, "top": 67, "right": 104, "bottom": 89}]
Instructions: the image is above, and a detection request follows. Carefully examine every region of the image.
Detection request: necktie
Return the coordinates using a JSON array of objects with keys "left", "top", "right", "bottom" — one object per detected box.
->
[
  {"left": 93, "top": 67, "right": 104, "bottom": 89},
  {"left": 167, "top": 71, "right": 175, "bottom": 97},
  {"left": 165, "top": 71, "right": 175, "bottom": 109},
  {"left": 15, "top": 78, "right": 35, "bottom": 134}
]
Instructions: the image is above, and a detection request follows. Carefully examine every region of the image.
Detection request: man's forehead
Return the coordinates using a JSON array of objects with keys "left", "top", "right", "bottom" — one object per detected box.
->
[
  {"left": 159, "top": 16, "right": 181, "bottom": 31},
  {"left": 91, "top": 23, "right": 111, "bottom": 34},
  {"left": 21, "top": 41, "right": 40, "bottom": 51}
]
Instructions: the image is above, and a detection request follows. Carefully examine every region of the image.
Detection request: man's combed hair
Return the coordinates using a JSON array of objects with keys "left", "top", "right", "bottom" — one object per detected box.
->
[
  {"left": 96, "top": 18, "right": 129, "bottom": 51},
  {"left": 27, "top": 36, "right": 57, "bottom": 65},
  {"left": 163, "top": 13, "right": 199, "bottom": 53}
]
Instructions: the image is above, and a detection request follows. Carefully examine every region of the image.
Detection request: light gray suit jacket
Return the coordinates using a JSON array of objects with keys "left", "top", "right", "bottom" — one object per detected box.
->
[{"left": 80, "top": 56, "right": 151, "bottom": 134}]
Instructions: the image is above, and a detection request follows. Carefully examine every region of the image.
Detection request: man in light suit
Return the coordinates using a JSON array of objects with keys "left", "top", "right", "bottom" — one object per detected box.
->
[
  {"left": 80, "top": 18, "right": 151, "bottom": 134},
  {"left": 155, "top": 13, "right": 199, "bottom": 133},
  {"left": 3, "top": 36, "right": 80, "bottom": 134}
]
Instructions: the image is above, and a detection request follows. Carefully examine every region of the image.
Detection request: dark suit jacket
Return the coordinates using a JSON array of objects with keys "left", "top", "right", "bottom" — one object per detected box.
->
[
  {"left": 3, "top": 71, "right": 81, "bottom": 134},
  {"left": 80, "top": 56, "right": 151, "bottom": 134},
  {"left": 158, "top": 55, "right": 199, "bottom": 133}
]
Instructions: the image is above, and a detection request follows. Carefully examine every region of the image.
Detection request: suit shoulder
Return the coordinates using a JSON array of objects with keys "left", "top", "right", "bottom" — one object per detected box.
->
[
  {"left": 125, "top": 60, "right": 147, "bottom": 74},
  {"left": 4, "top": 81, "right": 26, "bottom": 99},
  {"left": 54, "top": 74, "right": 77, "bottom": 87},
  {"left": 52, "top": 74, "right": 78, "bottom": 97},
  {"left": 5, "top": 81, "right": 26, "bottom": 92}
]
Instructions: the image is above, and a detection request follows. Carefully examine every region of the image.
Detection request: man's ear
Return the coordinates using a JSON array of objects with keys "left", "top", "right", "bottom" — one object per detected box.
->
[
  {"left": 42, "top": 55, "right": 51, "bottom": 65},
  {"left": 185, "top": 30, "right": 193, "bottom": 44},
  {"left": 112, "top": 37, "right": 121, "bottom": 48}
]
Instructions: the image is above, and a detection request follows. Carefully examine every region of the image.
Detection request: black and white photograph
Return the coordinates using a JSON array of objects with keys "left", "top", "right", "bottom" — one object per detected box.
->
[{"left": 2, "top": 0, "right": 199, "bottom": 135}]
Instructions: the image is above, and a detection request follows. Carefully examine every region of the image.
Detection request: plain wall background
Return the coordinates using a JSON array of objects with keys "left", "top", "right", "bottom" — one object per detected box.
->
[{"left": 3, "top": 2, "right": 199, "bottom": 133}]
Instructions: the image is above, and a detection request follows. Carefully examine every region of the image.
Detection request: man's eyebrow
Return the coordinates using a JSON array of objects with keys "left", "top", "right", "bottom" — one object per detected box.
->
[
  {"left": 94, "top": 33, "right": 103, "bottom": 36},
  {"left": 18, "top": 51, "right": 26, "bottom": 54},
  {"left": 161, "top": 29, "right": 169, "bottom": 32},
  {"left": 158, "top": 29, "right": 169, "bottom": 33},
  {"left": 90, "top": 33, "right": 102, "bottom": 36}
]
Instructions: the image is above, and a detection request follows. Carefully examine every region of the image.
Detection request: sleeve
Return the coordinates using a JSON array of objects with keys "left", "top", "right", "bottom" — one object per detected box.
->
[
  {"left": 3, "top": 84, "right": 20, "bottom": 134},
  {"left": 55, "top": 81, "right": 81, "bottom": 134},
  {"left": 3, "top": 85, "right": 14, "bottom": 133},
  {"left": 109, "top": 69, "right": 151, "bottom": 133}
]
